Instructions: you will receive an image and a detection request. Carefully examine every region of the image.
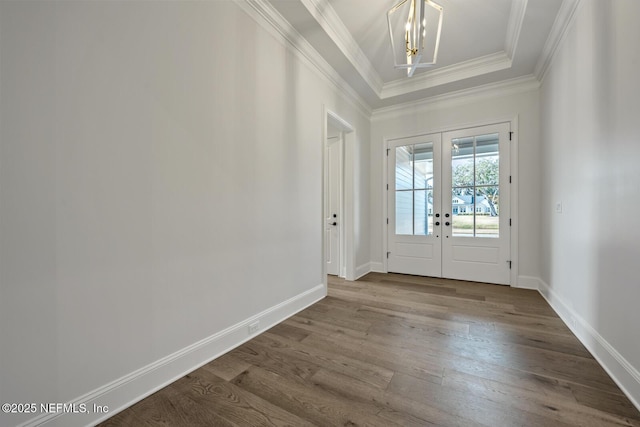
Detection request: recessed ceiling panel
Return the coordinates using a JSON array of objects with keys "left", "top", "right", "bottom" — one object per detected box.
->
[
  {"left": 329, "top": 0, "right": 512, "bottom": 82},
  {"left": 267, "top": 0, "right": 566, "bottom": 109}
]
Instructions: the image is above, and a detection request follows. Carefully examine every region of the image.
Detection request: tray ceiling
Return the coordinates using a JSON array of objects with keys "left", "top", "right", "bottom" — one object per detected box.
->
[{"left": 267, "top": 0, "right": 576, "bottom": 109}]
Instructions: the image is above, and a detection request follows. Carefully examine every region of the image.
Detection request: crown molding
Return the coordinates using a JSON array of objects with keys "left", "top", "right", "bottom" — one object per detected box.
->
[
  {"left": 237, "top": 0, "right": 372, "bottom": 117},
  {"left": 300, "top": 0, "right": 384, "bottom": 95},
  {"left": 380, "top": 51, "right": 512, "bottom": 99},
  {"left": 380, "top": 0, "right": 527, "bottom": 99},
  {"left": 534, "top": 0, "right": 583, "bottom": 82},
  {"left": 298, "top": 0, "right": 529, "bottom": 103},
  {"left": 505, "top": 0, "right": 528, "bottom": 60},
  {"left": 373, "top": 74, "right": 540, "bottom": 121},
  {"left": 240, "top": 0, "right": 572, "bottom": 115}
]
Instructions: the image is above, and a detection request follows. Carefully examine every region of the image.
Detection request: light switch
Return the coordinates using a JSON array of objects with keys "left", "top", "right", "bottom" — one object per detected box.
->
[{"left": 555, "top": 202, "right": 562, "bottom": 213}]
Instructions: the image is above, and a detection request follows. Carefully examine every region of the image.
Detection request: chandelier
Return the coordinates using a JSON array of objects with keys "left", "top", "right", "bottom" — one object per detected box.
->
[{"left": 387, "top": 0, "right": 443, "bottom": 77}]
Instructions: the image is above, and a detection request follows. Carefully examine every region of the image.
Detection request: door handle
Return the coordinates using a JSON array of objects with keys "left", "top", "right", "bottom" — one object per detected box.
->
[{"left": 331, "top": 222, "right": 337, "bottom": 226}]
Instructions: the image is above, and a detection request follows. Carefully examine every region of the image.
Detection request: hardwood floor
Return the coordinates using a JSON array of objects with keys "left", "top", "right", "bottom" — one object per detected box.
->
[{"left": 100, "top": 273, "right": 640, "bottom": 426}]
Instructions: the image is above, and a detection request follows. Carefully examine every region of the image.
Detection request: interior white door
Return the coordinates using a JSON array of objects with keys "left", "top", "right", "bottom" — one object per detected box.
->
[
  {"left": 325, "top": 135, "right": 341, "bottom": 276},
  {"left": 387, "top": 133, "right": 442, "bottom": 277},
  {"left": 442, "top": 123, "right": 511, "bottom": 284},
  {"left": 387, "top": 123, "right": 511, "bottom": 285}
]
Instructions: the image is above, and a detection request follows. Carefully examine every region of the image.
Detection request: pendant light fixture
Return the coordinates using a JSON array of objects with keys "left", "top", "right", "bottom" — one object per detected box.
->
[{"left": 387, "top": 0, "right": 443, "bottom": 77}]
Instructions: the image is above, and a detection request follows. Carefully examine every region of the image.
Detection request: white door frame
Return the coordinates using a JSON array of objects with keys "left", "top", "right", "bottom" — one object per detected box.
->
[
  {"left": 322, "top": 107, "right": 356, "bottom": 282},
  {"left": 325, "top": 134, "right": 343, "bottom": 276},
  {"left": 382, "top": 116, "right": 519, "bottom": 286}
]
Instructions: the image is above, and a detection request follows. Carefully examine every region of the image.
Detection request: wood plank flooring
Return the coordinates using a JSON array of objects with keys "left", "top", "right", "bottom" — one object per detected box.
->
[{"left": 99, "top": 273, "right": 640, "bottom": 426}]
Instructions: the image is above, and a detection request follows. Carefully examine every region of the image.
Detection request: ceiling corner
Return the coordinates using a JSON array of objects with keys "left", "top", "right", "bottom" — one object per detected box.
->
[
  {"left": 534, "top": 0, "right": 583, "bottom": 82},
  {"left": 300, "top": 0, "right": 384, "bottom": 95},
  {"left": 505, "top": 0, "right": 528, "bottom": 59}
]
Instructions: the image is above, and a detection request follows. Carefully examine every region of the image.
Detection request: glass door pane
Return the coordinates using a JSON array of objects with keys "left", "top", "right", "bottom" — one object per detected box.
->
[
  {"left": 451, "top": 133, "right": 499, "bottom": 237},
  {"left": 395, "top": 142, "right": 434, "bottom": 236}
]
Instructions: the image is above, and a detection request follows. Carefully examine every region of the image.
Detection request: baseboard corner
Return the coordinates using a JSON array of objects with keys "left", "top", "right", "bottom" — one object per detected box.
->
[
  {"left": 369, "top": 262, "right": 385, "bottom": 273},
  {"left": 515, "top": 275, "right": 541, "bottom": 290},
  {"left": 354, "top": 262, "right": 372, "bottom": 280}
]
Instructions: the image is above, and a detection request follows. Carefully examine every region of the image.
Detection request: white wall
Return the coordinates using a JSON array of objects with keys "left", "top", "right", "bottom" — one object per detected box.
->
[
  {"left": 539, "top": 0, "right": 640, "bottom": 407},
  {"left": 0, "top": 1, "right": 369, "bottom": 426},
  {"left": 370, "top": 86, "right": 541, "bottom": 284}
]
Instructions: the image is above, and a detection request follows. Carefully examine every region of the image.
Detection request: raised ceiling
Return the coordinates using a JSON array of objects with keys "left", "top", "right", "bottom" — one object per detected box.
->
[{"left": 266, "top": 0, "right": 576, "bottom": 110}]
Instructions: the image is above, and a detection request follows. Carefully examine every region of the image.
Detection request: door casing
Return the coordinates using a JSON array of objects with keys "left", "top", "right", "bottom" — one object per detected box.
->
[
  {"left": 382, "top": 118, "right": 519, "bottom": 286},
  {"left": 323, "top": 107, "right": 356, "bottom": 282}
]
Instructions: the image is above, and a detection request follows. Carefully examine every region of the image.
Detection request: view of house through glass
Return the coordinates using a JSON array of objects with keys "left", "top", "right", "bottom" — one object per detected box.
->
[
  {"left": 395, "top": 142, "right": 434, "bottom": 235},
  {"left": 451, "top": 133, "right": 500, "bottom": 237}
]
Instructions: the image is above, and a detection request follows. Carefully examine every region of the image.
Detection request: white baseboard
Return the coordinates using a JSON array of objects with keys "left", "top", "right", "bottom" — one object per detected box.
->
[
  {"left": 20, "top": 284, "right": 326, "bottom": 427},
  {"left": 515, "top": 275, "right": 542, "bottom": 290},
  {"left": 354, "top": 262, "right": 371, "bottom": 280},
  {"left": 369, "top": 262, "right": 385, "bottom": 273},
  {"left": 538, "top": 279, "right": 640, "bottom": 412}
]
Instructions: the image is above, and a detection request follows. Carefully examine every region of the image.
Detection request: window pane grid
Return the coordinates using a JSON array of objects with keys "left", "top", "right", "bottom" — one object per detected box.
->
[
  {"left": 451, "top": 133, "right": 499, "bottom": 238},
  {"left": 395, "top": 142, "right": 434, "bottom": 236}
]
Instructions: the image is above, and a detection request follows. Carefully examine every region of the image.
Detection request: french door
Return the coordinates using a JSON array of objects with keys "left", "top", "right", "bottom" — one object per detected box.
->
[{"left": 387, "top": 123, "right": 511, "bottom": 285}]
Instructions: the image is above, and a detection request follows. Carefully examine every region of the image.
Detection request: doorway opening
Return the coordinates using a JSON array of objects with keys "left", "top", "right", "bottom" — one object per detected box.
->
[
  {"left": 323, "top": 109, "right": 354, "bottom": 281},
  {"left": 386, "top": 122, "right": 512, "bottom": 285}
]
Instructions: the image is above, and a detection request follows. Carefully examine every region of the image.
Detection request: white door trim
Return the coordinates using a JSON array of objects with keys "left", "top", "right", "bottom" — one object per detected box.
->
[
  {"left": 325, "top": 134, "right": 343, "bottom": 276},
  {"left": 322, "top": 107, "right": 355, "bottom": 282},
  {"left": 382, "top": 116, "right": 519, "bottom": 286}
]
